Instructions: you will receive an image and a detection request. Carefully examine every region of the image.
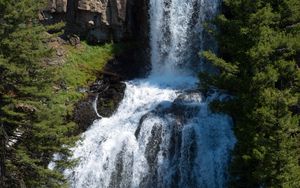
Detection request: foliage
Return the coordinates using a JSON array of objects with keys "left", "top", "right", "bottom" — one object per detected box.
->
[
  {"left": 0, "top": 0, "right": 75, "bottom": 187},
  {"left": 0, "top": 0, "right": 120, "bottom": 187},
  {"left": 200, "top": 0, "right": 300, "bottom": 187}
]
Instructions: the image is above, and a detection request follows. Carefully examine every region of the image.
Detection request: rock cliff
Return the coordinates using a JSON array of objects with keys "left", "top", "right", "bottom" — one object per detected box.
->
[
  {"left": 66, "top": 0, "right": 149, "bottom": 43},
  {"left": 43, "top": 0, "right": 150, "bottom": 128},
  {"left": 47, "top": 0, "right": 68, "bottom": 13},
  {"left": 43, "top": 0, "right": 148, "bottom": 43},
  {"left": 41, "top": 0, "right": 68, "bottom": 24}
]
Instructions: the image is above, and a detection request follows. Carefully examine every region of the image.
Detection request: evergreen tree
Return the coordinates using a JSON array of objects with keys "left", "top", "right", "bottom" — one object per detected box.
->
[
  {"left": 0, "top": 0, "right": 77, "bottom": 187},
  {"left": 201, "top": 0, "right": 300, "bottom": 187}
]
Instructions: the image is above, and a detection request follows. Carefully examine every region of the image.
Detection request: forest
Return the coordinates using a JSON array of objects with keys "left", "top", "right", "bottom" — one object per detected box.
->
[{"left": 0, "top": 0, "right": 299, "bottom": 187}]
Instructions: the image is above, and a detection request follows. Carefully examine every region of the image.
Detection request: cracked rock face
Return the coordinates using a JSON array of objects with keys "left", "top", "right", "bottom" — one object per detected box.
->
[
  {"left": 77, "top": 0, "right": 127, "bottom": 25},
  {"left": 67, "top": 0, "right": 148, "bottom": 44},
  {"left": 47, "top": 0, "right": 68, "bottom": 13},
  {"left": 44, "top": 0, "right": 149, "bottom": 44}
]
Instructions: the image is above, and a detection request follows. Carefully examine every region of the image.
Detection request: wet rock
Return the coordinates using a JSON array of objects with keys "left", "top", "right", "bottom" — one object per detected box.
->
[
  {"left": 94, "top": 44, "right": 150, "bottom": 118},
  {"left": 139, "top": 124, "right": 162, "bottom": 188},
  {"left": 73, "top": 67, "right": 126, "bottom": 125},
  {"left": 73, "top": 94, "right": 98, "bottom": 132},
  {"left": 97, "top": 84, "right": 126, "bottom": 117},
  {"left": 170, "top": 91, "right": 203, "bottom": 122},
  {"left": 173, "top": 91, "right": 202, "bottom": 105},
  {"left": 145, "top": 124, "right": 162, "bottom": 167},
  {"left": 135, "top": 113, "right": 154, "bottom": 139},
  {"left": 109, "top": 144, "right": 133, "bottom": 188}
]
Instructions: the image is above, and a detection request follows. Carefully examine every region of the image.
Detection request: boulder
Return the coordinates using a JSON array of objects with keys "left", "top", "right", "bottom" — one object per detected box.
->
[{"left": 73, "top": 94, "right": 99, "bottom": 132}]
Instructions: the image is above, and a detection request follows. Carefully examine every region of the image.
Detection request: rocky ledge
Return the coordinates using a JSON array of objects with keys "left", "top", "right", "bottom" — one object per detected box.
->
[{"left": 73, "top": 45, "right": 150, "bottom": 131}]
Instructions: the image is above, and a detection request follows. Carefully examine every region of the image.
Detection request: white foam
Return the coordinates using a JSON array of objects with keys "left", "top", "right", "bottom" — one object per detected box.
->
[{"left": 65, "top": 0, "right": 236, "bottom": 187}]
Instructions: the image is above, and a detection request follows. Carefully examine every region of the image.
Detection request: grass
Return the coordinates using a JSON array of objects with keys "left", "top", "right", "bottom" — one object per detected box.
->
[
  {"left": 49, "top": 41, "right": 123, "bottom": 114},
  {"left": 60, "top": 42, "right": 117, "bottom": 87}
]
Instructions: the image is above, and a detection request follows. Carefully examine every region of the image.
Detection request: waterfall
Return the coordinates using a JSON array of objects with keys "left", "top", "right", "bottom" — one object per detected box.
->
[{"left": 65, "top": 0, "right": 236, "bottom": 187}]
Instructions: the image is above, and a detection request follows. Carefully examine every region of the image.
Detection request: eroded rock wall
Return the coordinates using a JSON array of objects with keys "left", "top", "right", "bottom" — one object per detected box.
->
[
  {"left": 66, "top": 0, "right": 148, "bottom": 44},
  {"left": 41, "top": 0, "right": 68, "bottom": 24},
  {"left": 47, "top": 0, "right": 68, "bottom": 13}
]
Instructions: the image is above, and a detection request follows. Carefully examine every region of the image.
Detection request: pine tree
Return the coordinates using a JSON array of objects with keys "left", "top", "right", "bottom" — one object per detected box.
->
[
  {"left": 0, "top": 0, "right": 78, "bottom": 187},
  {"left": 201, "top": 0, "right": 300, "bottom": 187}
]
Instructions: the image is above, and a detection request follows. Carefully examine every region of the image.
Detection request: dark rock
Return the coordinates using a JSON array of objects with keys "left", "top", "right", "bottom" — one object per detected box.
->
[
  {"left": 139, "top": 124, "right": 162, "bottom": 188},
  {"left": 135, "top": 113, "right": 154, "bottom": 139},
  {"left": 40, "top": 0, "right": 67, "bottom": 25},
  {"left": 108, "top": 144, "right": 133, "bottom": 188},
  {"left": 90, "top": 80, "right": 110, "bottom": 93},
  {"left": 73, "top": 94, "right": 98, "bottom": 131},
  {"left": 169, "top": 92, "right": 202, "bottom": 121},
  {"left": 96, "top": 79, "right": 126, "bottom": 117},
  {"left": 105, "top": 47, "right": 150, "bottom": 80},
  {"left": 145, "top": 124, "right": 162, "bottom": 166}
]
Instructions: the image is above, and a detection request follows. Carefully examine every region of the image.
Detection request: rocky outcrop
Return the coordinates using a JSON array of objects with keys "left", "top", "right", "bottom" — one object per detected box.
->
[
  {"left": 73, "top": 94, "right": 99, "bottom": 131},
  {"left": 66, "top": 0, "right": 149, "bottom": 44},
  {"left": 46, "top": 0, "right": 68, "bottom": 13},
  {"left": 42, "top": 0, "right": 149, "bottom": 44},
  {"left": 40, "top": 0, "right": 68, "bottom": 24},
  {"left": 73, "top": 72, "right": 126, "bottom": 131},
  {"left": 92, "top": 77, "right": 126, "bottom": 117}
]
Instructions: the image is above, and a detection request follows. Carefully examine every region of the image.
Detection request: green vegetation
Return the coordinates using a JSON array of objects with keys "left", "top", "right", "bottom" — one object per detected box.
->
[
  {"left": 0, "top": 0, "right": 120, "bottom": 187},
  {"left": 52, "top": 42, "right": 119, "bottom": 114},
  {"left": 201, "top": 0, "right": 300, "bottom": 187}
]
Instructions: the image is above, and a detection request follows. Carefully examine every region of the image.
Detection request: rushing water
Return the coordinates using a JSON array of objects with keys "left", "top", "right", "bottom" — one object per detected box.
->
[{"left": 65, "top": 0, "right": 236, "bottom": 187}]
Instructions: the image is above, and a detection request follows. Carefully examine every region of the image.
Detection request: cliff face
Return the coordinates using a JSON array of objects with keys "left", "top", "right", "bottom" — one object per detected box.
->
[
  {"left": 41, "top": 0, "right": 68, "bottom": 24},
  {"left": 47, "top": 0, "right": 68, "bottom": 13},
  {"left": 44, "top": 0, "right": 148, "bottom": 44},
  {"left": 66, "top": 0, "right": 149, "bottom": 43}
]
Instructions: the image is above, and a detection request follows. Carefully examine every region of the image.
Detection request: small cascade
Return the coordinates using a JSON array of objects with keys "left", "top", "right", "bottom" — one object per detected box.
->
[{"left": 92, "top": 94, "right": 103, "bottom": 118}]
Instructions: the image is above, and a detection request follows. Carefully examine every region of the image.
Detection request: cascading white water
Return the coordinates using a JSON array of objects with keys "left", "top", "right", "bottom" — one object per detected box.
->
[{"left": 65, "top": 0, "right": 236, "bottom": 187}]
